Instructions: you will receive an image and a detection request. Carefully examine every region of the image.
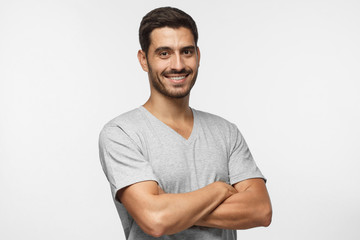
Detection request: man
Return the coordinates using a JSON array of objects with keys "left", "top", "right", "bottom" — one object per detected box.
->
[{"left": 99, "top": 6, "right": 272, "bottom": 239}]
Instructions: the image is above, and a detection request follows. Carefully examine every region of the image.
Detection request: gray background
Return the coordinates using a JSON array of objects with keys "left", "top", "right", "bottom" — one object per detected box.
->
[{"left": 1, "top": 0, "right": 359, "bottom": 239}]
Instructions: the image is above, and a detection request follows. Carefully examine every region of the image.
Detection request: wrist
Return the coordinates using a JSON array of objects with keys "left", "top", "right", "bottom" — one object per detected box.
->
[{"left": 211, "top": 181, "right": 235, "bottom": 199}]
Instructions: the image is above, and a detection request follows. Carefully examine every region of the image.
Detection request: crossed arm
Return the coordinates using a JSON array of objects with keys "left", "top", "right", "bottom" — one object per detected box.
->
[{"left": 117, "top": 178, "right": 272, "bottom": 237}]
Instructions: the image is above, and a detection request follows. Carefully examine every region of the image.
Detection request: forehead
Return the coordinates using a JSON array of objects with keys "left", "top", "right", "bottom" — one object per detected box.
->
[{"left": 149, "top": 27, "right": 195, "bottom": 49}]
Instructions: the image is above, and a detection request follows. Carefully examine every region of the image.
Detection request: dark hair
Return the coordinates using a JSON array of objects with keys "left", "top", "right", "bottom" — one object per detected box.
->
[{"left": 139, "top": 7, "right": 198, "bottom": 55}]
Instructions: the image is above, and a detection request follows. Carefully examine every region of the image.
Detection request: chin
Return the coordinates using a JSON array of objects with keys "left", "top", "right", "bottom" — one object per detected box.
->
[{"left": 163, "top": 90, "right": 190, "bottom": 99}]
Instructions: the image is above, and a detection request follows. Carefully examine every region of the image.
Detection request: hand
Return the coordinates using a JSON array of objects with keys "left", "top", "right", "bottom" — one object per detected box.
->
[
  {"left": 212, "top": 181, "right": 238, "bottom": 198},
  {"left": 157, "top": 184, "right": 165, "bottom": 194},
  {"left": 157, "top": 182, "right": 236, "bottom": 198},
  {"left": 194, "top": 182, "right": 237, "bottom": 227}
]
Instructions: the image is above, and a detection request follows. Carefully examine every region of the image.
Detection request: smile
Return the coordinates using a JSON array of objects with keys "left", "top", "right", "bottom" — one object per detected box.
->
[
  {"left": 168, "top": 76, "right": 186, "bottom": 80},
  {"left": 164, "top": 73, "right": 190, "bottom": 83}
]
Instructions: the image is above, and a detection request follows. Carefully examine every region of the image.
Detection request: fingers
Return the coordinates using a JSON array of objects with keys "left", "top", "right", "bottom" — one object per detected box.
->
[{"left": 157, "top": 185, "right": 166, "bottom": 194}]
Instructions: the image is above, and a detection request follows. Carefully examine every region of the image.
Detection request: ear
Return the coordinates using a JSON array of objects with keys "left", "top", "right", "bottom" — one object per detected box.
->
[
  {"left": 196, "top": 46, "right": 201, "bottom": 66},
  {"left": 137, "top": 50, "right": 149, "bottom": 72}
]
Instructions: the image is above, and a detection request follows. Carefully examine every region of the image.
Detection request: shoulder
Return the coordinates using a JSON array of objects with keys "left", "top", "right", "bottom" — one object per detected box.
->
[
  {"left": 99, "top": 107, "right": 147, "bottom": 145},
  {"left": 104, "top": 107, "right": 144, "bottom": 128},
  {"left": 193, "top": 108, "right": 241, "bottom": 148},
  {"left": 193, "top": 108, "right": 237, "bottom": 132}
]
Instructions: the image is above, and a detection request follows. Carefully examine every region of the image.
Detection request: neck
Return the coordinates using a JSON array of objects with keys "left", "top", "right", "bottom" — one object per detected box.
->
[{"left": 143, "top": 92, "right": 192, "bottom": 122}]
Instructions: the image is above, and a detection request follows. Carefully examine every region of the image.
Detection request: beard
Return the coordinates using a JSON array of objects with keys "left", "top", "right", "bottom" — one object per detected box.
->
[{"left": 148, "top": 64, "right": 198, "bottom": 99}]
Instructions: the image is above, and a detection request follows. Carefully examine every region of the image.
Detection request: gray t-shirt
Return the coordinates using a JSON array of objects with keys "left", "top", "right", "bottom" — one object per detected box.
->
[{"left": 99, "top": 106, "right": 265, "bottom": 240}]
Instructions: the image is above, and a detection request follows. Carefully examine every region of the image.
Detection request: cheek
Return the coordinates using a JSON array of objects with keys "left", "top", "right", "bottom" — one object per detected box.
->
[
  {"left": 151, "top": 61, "right": 170, "bottom": 74},
  {"left": 185, "top": 58, "right": 199, "bottom": 69}
]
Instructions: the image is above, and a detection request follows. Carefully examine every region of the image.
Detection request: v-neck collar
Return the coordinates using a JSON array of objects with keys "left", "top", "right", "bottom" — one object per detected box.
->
[{"left": 139, "top": 105, "right": 198, "bottom": 144}]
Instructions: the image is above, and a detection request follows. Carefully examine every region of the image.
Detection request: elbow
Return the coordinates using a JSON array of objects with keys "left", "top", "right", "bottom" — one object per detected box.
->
[
  {"left": 259, "top": 203, "right": 272, "bottom": 227},
  {"left": 142, "top": 220, "right": 166, "bottom": 238},
  {"left": 147, "top": 228, "right": 165, "bottom": 238},
  {"left": 143, "top": 224, "right": 165, "bottom": 238},
  {"left": 146, "top": 210, "right": 183, "bottom": 237},
  {"left": 140, "top": 212, "right": 168, "bottom": 238}
]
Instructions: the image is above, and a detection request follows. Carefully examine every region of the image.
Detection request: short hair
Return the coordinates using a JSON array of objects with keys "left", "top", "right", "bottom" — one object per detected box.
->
[{"left": 139, "top": 7, "right": 198, "bottom": 55}]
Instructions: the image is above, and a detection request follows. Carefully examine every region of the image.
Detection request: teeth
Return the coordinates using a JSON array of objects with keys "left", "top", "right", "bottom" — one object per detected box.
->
[{"left": 169, "top": 76, "right": 186, "bottom": 80}]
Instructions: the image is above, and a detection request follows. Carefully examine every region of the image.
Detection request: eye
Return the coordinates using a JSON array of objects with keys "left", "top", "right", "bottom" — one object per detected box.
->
[
  {"left": 159, "top": 51, "right": 169, "bottom": 57},
  {"left": 183, "top": 50, "right": 192, "bottom": 55}
]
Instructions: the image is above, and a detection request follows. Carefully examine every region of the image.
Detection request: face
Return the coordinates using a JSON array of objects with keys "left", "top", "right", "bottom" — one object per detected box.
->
[{"left": 138, "top": 27, "right": 200, "bottom": 99}]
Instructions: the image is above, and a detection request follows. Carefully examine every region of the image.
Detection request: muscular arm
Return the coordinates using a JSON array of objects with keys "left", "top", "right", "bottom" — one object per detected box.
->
[
  {"left": 195, "top": 178, "right": 272, "bottom": 229},
  {"left": 118, "top": 180, "right": 237, "bottom": 237}
]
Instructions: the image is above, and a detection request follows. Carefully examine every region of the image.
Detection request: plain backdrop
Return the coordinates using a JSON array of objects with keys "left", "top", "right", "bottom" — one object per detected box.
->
[{"left": 1, "top": 0, "right": 359, "bottom": 239}]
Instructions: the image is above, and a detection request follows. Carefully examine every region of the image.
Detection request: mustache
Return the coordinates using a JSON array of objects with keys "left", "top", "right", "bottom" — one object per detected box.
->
[{"left": 162, "top": 69, "right": 192, "bottom": 75}]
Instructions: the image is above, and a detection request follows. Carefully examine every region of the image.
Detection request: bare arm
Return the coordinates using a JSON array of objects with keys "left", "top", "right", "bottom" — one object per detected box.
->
[
  {"left": 195, "top": 178, "right": 272, "bottom": 229},
  {"left": 118, "top": 180, "right": 237, "bottom": 237}
]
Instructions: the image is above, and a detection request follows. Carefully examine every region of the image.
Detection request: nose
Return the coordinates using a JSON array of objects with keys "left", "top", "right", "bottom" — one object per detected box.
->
[{"left": 170, "top": 53, "right": 185, "bottom": 71}]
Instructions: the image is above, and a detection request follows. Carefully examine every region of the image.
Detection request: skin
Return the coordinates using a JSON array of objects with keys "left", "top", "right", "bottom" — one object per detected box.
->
[
  {"left": 138, "top": 27, "right": 199, "bottom": 138},
  {"left": 119, "top": 26, "right": 272, "bottom": 237}
]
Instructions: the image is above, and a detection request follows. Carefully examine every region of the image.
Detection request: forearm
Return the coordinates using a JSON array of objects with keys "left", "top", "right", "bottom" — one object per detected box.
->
[
  {"left": 195, "top": 180, "right": 272, "bottom": 229},
  {"left": 122, "top": 181, "right": 236, "bottom": 237},
  {"left": 152, "top": 182, "right": 232, "bottom": 235}
]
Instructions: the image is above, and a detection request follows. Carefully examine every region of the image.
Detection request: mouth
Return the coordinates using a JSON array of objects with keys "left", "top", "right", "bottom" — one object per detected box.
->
[{"left": 164, "top": 74, "right": 189, "bottom": 83}]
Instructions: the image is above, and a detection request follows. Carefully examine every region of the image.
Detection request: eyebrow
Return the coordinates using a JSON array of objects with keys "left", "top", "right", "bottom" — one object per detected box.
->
[
  {"left": 154, "top": 47, "right": 172, "bottom": 54},
  {"left": 154, "top": 45, "right": 196, "bottom": 54}
]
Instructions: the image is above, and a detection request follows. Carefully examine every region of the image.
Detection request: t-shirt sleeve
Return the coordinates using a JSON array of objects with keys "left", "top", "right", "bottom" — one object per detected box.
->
[
  {"left": 98, "top": 125, "right": 158, "bottom": 201},
  {"left": 228, "top": 123, "right": 266, "bottom": 185}
]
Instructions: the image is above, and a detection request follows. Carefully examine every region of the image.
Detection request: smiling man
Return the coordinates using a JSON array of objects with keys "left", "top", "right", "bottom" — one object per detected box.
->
[
  {"left": 99, "top": 7, "right": 272, "bottom": 239},
  {"left": 143, "top": 27, "right": 198, "bottom": 99}
]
